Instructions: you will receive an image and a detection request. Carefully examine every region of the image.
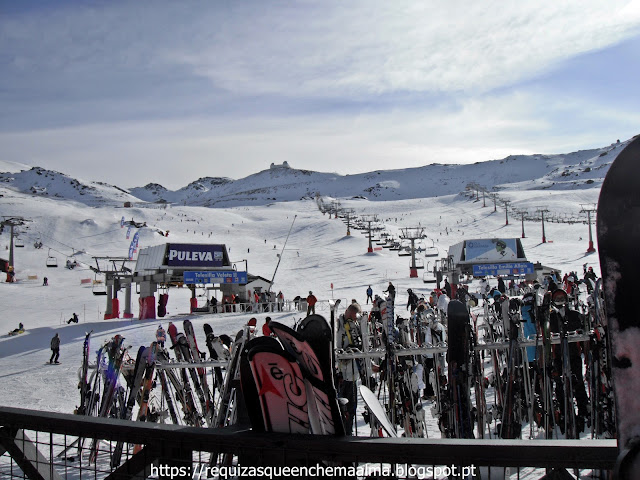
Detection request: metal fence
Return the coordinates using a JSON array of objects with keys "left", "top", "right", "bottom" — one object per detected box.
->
[{"left": 0, "top": 406, "right": 618, "bottom": 480}]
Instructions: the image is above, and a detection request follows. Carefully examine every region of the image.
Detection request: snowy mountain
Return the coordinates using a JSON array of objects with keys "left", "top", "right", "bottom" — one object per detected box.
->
[
  {"left": 0, "top": 137, "right": 634, "bottom": 208},
  {"left": 0, "top": 166, "right": 140, "bottom": 206}
]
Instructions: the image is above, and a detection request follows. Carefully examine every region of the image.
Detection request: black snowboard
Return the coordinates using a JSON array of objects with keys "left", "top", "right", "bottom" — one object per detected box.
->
[
  {"left": 597, "top": 135, "right": 640, "bottom": 475},
  {"left": 270, "top": 316, "right": 346, "bottom": 436},
  {"left": 446, "top": 299, "right": 474, "bottom": 439}
]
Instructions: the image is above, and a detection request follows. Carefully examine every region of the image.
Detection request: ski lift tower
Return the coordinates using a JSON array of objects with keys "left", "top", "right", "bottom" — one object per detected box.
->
[
  {"left": 342, "top": 209, "right": 356, "bottom": 236},
  {"left": 503, "top": 200, "right": 511, "bottom": 226},
  {"left": 1, "top": 216, "right": 30, "bottom": 279},
  {"left": 400, "top": 227, "right": 426, "bottom": 278},
  {"left": 331, "top": 200, "right": 341, "bottom": 219},
  {"left": 536, "top": 208, "right": 550, "bottom": 243},
  {"left": 580, "top": 204, "right": 597, "bottom": 253},
  {"left": 90, "top": 256, "right": 135, "bottom": 319},
  {"left": 489, "top": 193, "right": 498, "bottom": 212},
  {"left": 361, "top": 215, "right": 379, "bottom": 253}
]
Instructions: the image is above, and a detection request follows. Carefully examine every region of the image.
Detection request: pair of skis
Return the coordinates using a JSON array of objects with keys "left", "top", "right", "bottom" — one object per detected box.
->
[
  {"left": 111, "top": 342, "right": 158, "bottom": 467},
  {"left": 168, "top": 320, "right": 215, "bottom": 426}
]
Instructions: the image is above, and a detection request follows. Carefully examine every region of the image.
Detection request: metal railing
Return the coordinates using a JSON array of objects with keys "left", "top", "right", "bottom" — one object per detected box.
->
[
  {"left": 192, "top": 299, "right": 343, "bottom": 315},
  {"left": 0, "top": 406, "right": 618, "bottom": 479}
]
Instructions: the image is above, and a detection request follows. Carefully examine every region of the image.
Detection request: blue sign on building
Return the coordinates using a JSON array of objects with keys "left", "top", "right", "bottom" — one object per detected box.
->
[
  {"left": 472, "top": 262, "right": 534, "bottom": 277},
  {"left": 183, "top": 271, "right": 248, "bottom": 284}
]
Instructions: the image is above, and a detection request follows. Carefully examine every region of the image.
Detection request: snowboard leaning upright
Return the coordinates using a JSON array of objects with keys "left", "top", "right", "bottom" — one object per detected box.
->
[{"left": 596, "top": 135, "right": 640, "bottom": 475}]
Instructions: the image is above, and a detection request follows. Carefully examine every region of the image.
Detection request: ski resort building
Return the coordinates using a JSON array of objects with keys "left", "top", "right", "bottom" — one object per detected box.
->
[
  {"left": 129, "top": 243, "right": 268, "bottom": 320},
  {"left": 445, "top": 238, "right": 537, "bottom": 291}
]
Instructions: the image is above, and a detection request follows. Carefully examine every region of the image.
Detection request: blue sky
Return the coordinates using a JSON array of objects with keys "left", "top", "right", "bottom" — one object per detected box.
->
[{"left": 1, "top": 1, "right": 639, "bottom": 189}]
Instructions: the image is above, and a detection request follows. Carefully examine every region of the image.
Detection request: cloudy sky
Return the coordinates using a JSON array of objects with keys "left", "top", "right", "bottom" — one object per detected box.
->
[{"left": 1, "top": 1, "right": 639, "bottom": 189}]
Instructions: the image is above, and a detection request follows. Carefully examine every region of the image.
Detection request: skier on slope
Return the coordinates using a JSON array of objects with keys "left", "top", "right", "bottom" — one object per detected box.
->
[
  {"left": 384, "top": 282, "right": 396, "bottom": 300},
  {"left": 366, "top": 285, "right": 373, "bottom": 304},
  {"left": 49, "top": 333, "right": 60, "bottom": 364},
  {"left": 306, "top": 291, "right": 317, "bottom": 316}
]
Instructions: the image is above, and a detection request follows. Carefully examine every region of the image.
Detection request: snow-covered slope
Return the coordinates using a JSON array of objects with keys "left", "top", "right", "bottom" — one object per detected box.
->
[{"left": 0, "top": 137, "right": 634, "bottom": 208}]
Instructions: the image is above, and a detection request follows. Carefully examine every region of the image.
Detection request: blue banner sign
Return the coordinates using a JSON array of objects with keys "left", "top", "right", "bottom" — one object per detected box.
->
[
  {"left": 472, "top": 262, "right": 534, "bottom": 277},
  {"left": 183, "top": 271, "right": 248, "bottom": 284},
  {"left": 167, "top": 243, "right": 225, "bottom": 267}
]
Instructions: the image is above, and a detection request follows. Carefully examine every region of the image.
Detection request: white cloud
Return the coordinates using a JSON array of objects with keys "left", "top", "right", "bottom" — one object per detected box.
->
[
  {"left": 164, "top": 1, "right": 640, "bottom": 95},
  {"left": 2, "top": 87, "right": 636, "bottom": 189},
  {"left": 1, "top": 1, "right": 639, "bottom": 189}
]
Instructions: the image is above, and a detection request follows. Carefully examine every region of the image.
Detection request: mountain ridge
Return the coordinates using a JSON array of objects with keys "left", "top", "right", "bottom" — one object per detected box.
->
[{"left": 0, "top": 137, "right": 634, "bottom": 208}]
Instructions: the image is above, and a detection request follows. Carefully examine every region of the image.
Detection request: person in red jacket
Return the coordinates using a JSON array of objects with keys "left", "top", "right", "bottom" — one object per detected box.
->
[
  {"left": 306, "top": 291, "right": 317, "bottom": 316},
  {"left": 262, "top": 316, "right": 273, "bottom": 336}
]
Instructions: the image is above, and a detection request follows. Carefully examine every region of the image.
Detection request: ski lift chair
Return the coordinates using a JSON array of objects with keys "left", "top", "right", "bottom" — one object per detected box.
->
[
  {"left": 92, "top": 275, "right": 107, "bottom": 295},
  {"left": 423, "top": 271, "right": 437, "bottom": 284},
  {"left": 14, "top": 238, "right": 24, "bottom": 248},
  {"left": 46, "top": 249, "right": 58, "bottom": 268},
  {"left": 424, "top": 246, "right": 439, "bottom": 257}
]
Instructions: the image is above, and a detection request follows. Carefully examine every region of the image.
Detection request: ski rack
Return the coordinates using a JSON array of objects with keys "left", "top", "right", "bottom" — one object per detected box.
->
[
  {"left": 87, "top": 360, "right": 230, "bottom": 371},
  {"left": 335, "top": 332, "right": 591, "bottom": 360}
]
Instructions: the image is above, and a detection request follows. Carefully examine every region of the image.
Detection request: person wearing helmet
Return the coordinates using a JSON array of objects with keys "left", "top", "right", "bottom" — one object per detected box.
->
[
  {"left": 155, "top": 324, "right": 166, "bottom": 348},
  {"left": 549, "top": 288, "right": 589, "bottom": 434},
  {"left": 306, "top": 291, "right": 317, "bottom": 316}
]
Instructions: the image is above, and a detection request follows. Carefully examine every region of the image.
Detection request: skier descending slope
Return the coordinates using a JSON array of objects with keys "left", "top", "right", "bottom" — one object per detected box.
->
[{"left": 596, "top": 135, "right": 640, "bottom": 477}]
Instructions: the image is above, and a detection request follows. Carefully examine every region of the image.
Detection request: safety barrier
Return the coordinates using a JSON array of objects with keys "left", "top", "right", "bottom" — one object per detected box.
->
[
  {"left": 194, "top": 299, "right": 346, "bottom": 315},
  {"left": 0, "top": 406, "right": 618, "bottom": 479}
]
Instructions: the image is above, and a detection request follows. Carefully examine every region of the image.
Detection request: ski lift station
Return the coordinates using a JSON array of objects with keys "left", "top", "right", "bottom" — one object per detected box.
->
[
  {"left": 130, "top": 243, "right": 271, "bottom": 320},
  {"left": 443, "top": 238, "right": 539, "bottom": 291}
]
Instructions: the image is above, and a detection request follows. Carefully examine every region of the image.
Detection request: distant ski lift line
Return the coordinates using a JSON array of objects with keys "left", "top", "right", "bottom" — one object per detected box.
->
[{"left": 268, "top": 215, "right": 297, "bottom": 292}]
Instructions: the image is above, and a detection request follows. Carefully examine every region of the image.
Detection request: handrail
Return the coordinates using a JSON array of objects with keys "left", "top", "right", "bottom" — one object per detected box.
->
[{"left": 0, "top": 406, "right": 618, "bottom": 470}]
